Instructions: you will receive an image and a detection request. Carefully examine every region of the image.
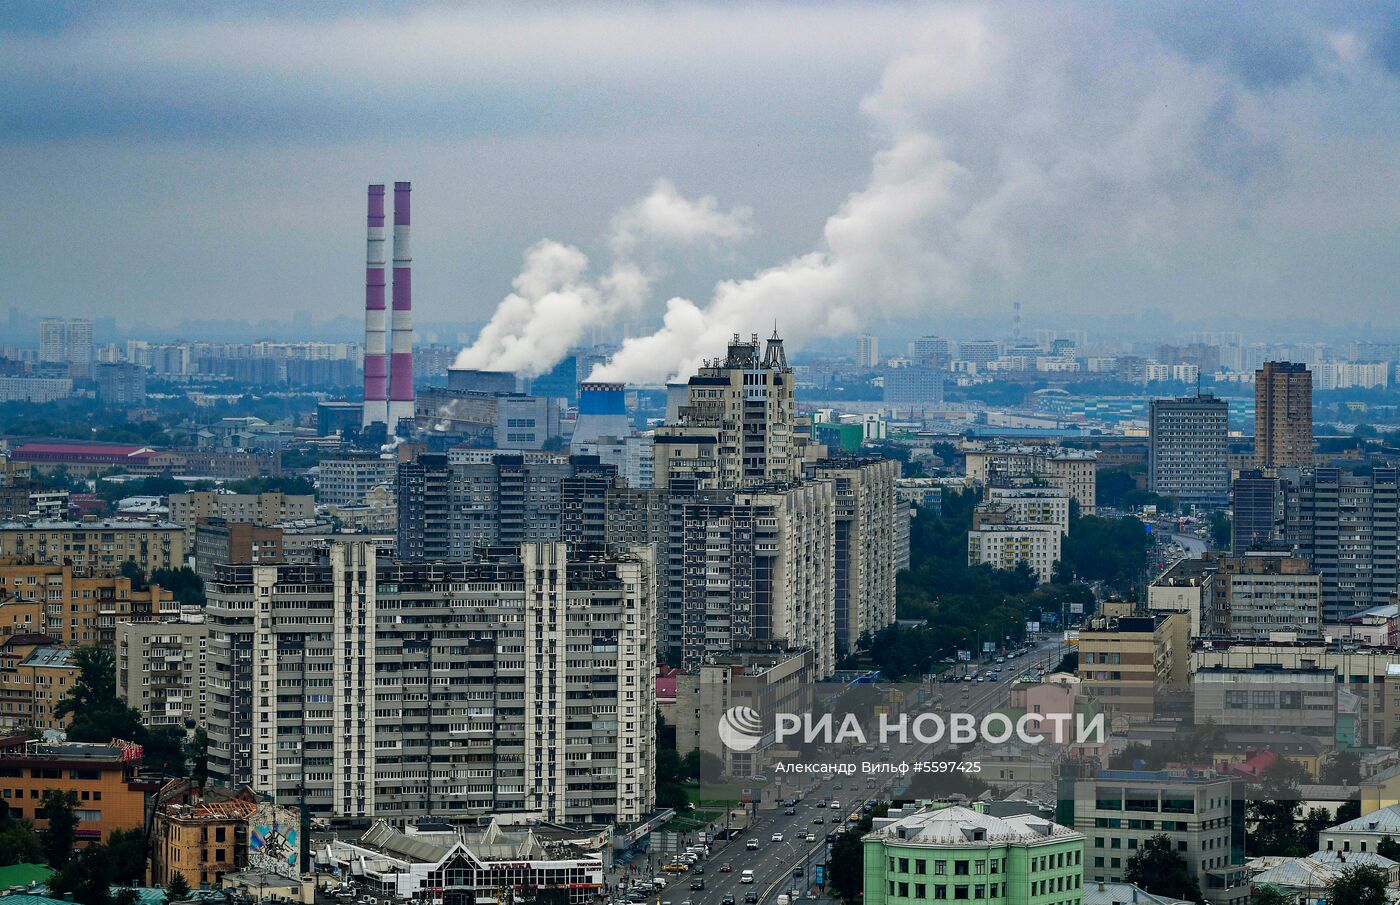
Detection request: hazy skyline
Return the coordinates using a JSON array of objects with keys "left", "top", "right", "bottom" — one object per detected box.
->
[{"left": 5, "top": 2, "right": 1400, "bottom": 368}]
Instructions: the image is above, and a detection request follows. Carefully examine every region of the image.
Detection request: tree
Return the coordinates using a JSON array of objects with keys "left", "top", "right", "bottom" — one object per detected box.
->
[
  {"left": 106, "top": 828, "right": 149, "bottom": 886},
  {"left": 1252, "top": 887, "right": 1290, "bottom": 905},
  {"left": 40, "top": 789, "right": 78, "bottom": 869},
  {"left": 165, "top": 871, "right": 191, "bottom": 902},
  {"left": 142, "top": 727, "right": 189, "bottom": 777},
  {"left": 827, "top": 830, "right": 864, "bottom": 904},
  {"left": 1124, "top": 834, "right": 1202, "bottom": 903},
  {"left": 1249, "top": 759, "right": 1312, "bottom": 856},
  {"left": 1299, "top": 807, "right": 1333, "bottom": 854},
  {"left": 0, "top": 809, "right": 43, "bottom": 865},
  {"left": 191, "top": 727, "right": 210, "bottom": 790},
  {"left": 1322, "top": 751, "right": 1361, "bottom": 787},
  {"left": 1329, "top": 863, "right": 1389, "bottom": 905},
  {"left": 1376, "top": 835, "right": 1400, "bottom": 861},
  {"left": 48, "top": 843, "right": 114, "bottom": 905},
  {"left": 114, "top": 890, "right": 140, "bottom": 905},
  {"left": 1337, "top": 798, "right": 1362, "bottom": 823},
  {"left": 149, "top": 567, "right": 204, "bottom": 607},
  {"left": 55, "top": 646, "right": 144, "bottom": 744}
]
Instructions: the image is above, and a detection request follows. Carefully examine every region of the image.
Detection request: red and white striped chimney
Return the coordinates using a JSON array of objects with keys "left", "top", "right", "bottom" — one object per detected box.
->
[
  {"left": 387, "top": 181, "right": 415, "bottom": 429},
  {"left": 361, "top": 184, "right": 388, "bottom": 427}
]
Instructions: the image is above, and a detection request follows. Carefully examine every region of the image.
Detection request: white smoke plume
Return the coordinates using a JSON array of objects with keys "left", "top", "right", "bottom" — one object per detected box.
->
[
  {"left": 453, "top": 180, "right": 750, "bottom": 376},
  {"left": 464, "top": 6, "right": 1288, "bottom": 384}
]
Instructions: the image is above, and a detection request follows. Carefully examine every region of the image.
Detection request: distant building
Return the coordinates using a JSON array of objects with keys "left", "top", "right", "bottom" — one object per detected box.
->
[
  {"left": 967, "top": 517, "right": 1061, "bottom": 585},
  {"left": 193, "top": 519, "right": 285, "bottom": 582},
  {"left": 169, "top": 490, "right": 313, "bottom": 547},
  {"left": 863, "top": 804, "right": 1085, "bottom": 905},
  {"left": 856, "top": 333, "right": 880, "bottom": 368},
  {"left": 883, "top": 366, "right": 944, "bottom": 411},
  {"left": 316, "top": 453, "right": 395, "bottom": 506},
  {"left": 495, "top": 394, "right": 560, "bottom": 449},
  {"left": 1231, "top": 470, "right": 1283, "bottom": 554},
  {"left": 963, "top": 443, "right": 1098, "bottom": 514},
  {"left": 152, "top": 790, "right": 258, "bottom": 888},
  {"left": 813, "top": 458, "right": 900, "bottom": 656},
  {"left": 1255, "top": 362, "right": 1312, "bottom": 468},
  {"left": 95, "top": 362, "right": 147, "bottom": 406},
  {"left": 0, "top": 637, "right": 77, "bottom": 734},
  {"left": 1148, "top": 394, "right": 1229, "bottom": 506},
  {"left": 0, "top": 377, "right": 73, "bottom": 403},
  {"left": 1282, "top": 467, "right": 1399, "bottom": 621},
  {"left": 315, "top": 401, "right": 363, "bottom": 437},
  {"left": 1078, "top": 613, "right": 1189, "bottom": 722},
  {"left": 0, "top": 561, "right": 176, "bottom": 646}
]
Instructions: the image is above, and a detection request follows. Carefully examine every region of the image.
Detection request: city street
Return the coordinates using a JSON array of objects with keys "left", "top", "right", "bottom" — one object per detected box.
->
[{"left": 626, "top": 638, "right": 1067, "bottom": 905}]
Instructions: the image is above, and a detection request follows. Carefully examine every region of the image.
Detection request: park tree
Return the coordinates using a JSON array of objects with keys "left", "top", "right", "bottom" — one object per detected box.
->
[
  {"left": 165, "top": 872, "right": 192, "bottom": 902},
  {"left": 1329, "top": 864, "right": 1389, "bottom": 905},
  {"left": 0, "top": 807, "right": 43, "bottom": 865}
]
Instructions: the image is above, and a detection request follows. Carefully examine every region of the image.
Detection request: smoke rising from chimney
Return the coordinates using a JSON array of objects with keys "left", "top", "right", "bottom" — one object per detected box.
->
[
  {"left": 461, "top": 7, "right": 1275, "bottom": 384},
  {"left": 453, "top": 179, "right": 751, "bottom": 376}
]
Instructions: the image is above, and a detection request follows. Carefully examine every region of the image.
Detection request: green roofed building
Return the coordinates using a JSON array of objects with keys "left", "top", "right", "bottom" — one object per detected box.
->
[
  {"left": 0, "top": 863, "right": 54, "bottom": 889},
  {"left": 863, "top": 803, "right": 1084, "bottom": 905}
]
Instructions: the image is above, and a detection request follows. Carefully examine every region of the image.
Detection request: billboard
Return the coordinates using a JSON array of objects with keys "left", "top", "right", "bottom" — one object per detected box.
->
[{"left": 249, "top": 804, "right": 301, "bottom": 880}]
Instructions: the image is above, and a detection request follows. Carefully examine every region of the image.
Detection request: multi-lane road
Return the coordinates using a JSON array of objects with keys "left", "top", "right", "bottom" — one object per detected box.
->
[{"left": 626, "top": 638, "right": 1068, "bottom": 905}]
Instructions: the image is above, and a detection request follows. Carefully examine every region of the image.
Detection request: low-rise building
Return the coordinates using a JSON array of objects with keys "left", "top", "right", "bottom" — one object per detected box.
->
[
  {"left": 968, "top": 517, "right": 1061, "bottom": 585},
  {"left": 0, "top": 636, "right": 76, "bottom": 734},
  {"left": 1078, "top": 613, "right": 1188, "bottom": 723},
  {"left": 0, "top": 736, "right": 149, "bottom": 843},
  {"left": 1073, "top": 769, "right": 1247, "bottom": 905},
  {"left": 324, "top": 819, "right": 604, "bottom": 904},
  {"left": 153, "top": 790, "right": 258, "bottom": 888},
  {"left": 1320, "top": 803, "right": 1400, "bottom": 856},
  {"left": 863, "top": 803, "right": 1085, "bottom": 905}
]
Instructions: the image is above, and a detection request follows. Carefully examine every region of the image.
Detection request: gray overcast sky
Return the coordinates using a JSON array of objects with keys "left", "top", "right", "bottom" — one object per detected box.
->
[{"left": 5, "top": 1, "right": 1400, "bottom": 349}]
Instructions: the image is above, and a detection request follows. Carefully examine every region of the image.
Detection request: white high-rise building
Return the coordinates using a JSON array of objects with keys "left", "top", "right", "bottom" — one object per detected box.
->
[
  {"left": 856, "top": 333, "right": 880, "bottom": 368},
  {"left": 39, "top": 318, "right": 67, "bottom": 363},
  {"left": 206, "top": 540, "right": 656, "bottom": 824}
]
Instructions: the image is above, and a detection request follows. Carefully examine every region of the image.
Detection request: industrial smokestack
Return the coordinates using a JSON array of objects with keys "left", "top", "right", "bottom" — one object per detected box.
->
[
  {"left": 571, "top": 382, "right": 631, "bottom": 450},
  {"left": 361, "top": 185, "right": 388, "bottom": 428},
  {"left": 387, "top": 181, "right": 415, "bottom": 430}
]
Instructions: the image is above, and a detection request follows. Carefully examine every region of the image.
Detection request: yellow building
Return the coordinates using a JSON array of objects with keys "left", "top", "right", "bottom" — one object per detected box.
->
[
  {"left": 153, "top": 791, "right": 258, "bottom": 888},
  {"left": 0, "top": 560, "right": 176, "bottom": 646},
  {"left": 1078, "top": 612, "right": 1188, "bottom": 723},
  {"left": 0, "top": 521, "right": 185, "bottom": 579},
  {"left": 0, "top": 635, "right": 77, "bottom": 733}
]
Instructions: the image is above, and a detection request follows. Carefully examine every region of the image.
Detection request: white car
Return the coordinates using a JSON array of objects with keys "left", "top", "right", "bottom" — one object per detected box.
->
[{"left": 772, "top": 832, "right": 785, "bottom": 842}]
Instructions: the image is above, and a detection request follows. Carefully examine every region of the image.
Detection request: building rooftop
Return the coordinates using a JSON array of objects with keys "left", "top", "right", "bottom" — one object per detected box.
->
[
  {"left": 1327, "top": 803, "right": 1400, "bottom": 836},
  {"left": 18, "top": 647, "right": 76, "bottom": 669},
  {"left": 0, "top": 519, "right": 182, "bottom": 530},
  {"left": 867, "top": 805, "right": 1079, "bottom": 846},
  {"left": 1081, "top": 881, "right": 1191, "bottom": 905}
]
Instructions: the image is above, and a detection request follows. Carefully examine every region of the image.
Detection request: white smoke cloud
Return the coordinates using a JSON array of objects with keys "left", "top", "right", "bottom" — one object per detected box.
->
[
  {"left": 452, "top": 179, "right": 750, "bottom": 376},
  {"left": 465, "top": 6, "right": 1303, "bottom": 384}
]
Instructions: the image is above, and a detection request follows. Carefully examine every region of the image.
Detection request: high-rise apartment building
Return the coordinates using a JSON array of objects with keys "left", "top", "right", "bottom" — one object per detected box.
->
[
  {"left": 1149, "top": 394, "right": 1229, "bottom": 506},
  {"left": 205, "top": 541, "right": 656, "bottom": 824},
  {"left": 66, "top": 318, "right": 93, "bottom": 365},
  {"left": 909, "top": 335, "right": 954, "bottom": 368},
  {"left": 670, "top": 483, "right": 836, "bottom": 676},
  {"left": 653, "top": 332, "right": 813, "bottom": 491},
  {"left": 1077, "top": 613, "right": 1188, "bottom": 723},
  {"left": 39, "top": 318, "right": 68, "bottom": 364},
  {"left": 856, "top": 334, "right": 880, "bottom": 369},
  {"left": 95, "top": 362, "right": 147, "bottom": 406},
  {"left": 813, "top": 458, "right": 899, "bottom": 656},
  {"left": 1282, "top": 467, "right": 1399, "bottom": 621},
  {"left": 1255, "top": 362, "right": 1313, "bottom": 468},
  {"left": 0, "top": 561, "right": 177, "bottom": 646}
]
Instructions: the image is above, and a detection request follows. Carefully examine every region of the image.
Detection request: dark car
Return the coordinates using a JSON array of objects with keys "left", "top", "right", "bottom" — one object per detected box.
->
[
  {"left": 784, "top": 807, "right": 796, "bottom": 815},
  {"left": 812, "top": 816, "right": 824, "bottom": 824},
  {"left": 722, "top": 897, "right": 736, "bottom": 905},
  {"left": 793, "top": 867, "right": 804, "bottom": 877},
  {"left": 690, "top": 880, "right": 704, "bottom": 890},
  {"left": 694, "top": 866, "right": 704, "bottom": 875},
  {"left": 745, "top": 894, "right": 759, "bottom": 904}
]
